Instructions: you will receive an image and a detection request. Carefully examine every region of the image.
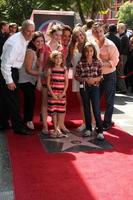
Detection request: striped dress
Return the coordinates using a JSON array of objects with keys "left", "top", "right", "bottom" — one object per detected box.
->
[{"left": 48, "top": 67, "right": 66, "bottom": 114}]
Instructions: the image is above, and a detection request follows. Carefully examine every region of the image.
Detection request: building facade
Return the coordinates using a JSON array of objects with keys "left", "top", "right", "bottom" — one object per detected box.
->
[{"left": 98, "top": 0, "right": 133, "bottom": 24}]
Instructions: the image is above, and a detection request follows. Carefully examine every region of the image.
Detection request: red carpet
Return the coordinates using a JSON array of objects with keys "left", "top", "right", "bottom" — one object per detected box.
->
[
  {"left": 7, "top": 79, "right": 133, "bottom": 200},
  {"left": 7, "top": 125, "right": 133, "bottom": 200}
]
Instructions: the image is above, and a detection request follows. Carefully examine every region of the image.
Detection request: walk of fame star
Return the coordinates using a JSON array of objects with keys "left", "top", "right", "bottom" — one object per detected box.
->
[{"left": 40, "top": 130, "right": 112, "bottom": 153}]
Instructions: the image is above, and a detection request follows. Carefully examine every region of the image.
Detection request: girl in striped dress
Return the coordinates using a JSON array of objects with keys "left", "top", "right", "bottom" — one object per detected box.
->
[{"left": 47, "top": 50, "right": 69, "bottom": 138}]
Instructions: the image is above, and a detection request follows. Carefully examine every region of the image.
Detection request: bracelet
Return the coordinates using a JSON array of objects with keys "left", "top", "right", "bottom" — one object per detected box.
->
[{"left": 100, "top": 75, "right": 104, "bottom": 80}]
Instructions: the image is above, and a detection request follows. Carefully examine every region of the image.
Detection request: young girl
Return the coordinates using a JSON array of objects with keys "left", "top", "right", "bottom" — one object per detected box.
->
[
  {"left": 47, "top": 50, "right": 69, "bottom": 138},
  {"left": 75, "top": 42, "right": 104, "bottom": 140}
]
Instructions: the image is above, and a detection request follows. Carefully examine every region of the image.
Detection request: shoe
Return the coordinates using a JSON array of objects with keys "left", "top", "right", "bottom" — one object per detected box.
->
[
  {"left": 40, "top": 113, "right": 43, "bottom": 122},
  {"left": 0, "top": 122, "right": 11, "bottom": 130},
  {"left": 82, "top": 130, "right": 92, "bottom": 137},
  {"left": 56, "top": 129, "right": 67, "bottom": 138},
  {"left": 120, "top": 91, "right": 127, "bottom": 94},
  {"left": 26, "top": 121, "right": 34, "bottom": 130},
  {"left": 61, "top": 128, "right": 70, "bottom": 134},
  {"left": 0, "top": 125, "right": 9, "bottom": 131},
  {"left": 57, "top": 132, "right": 67, "bottom": 138},
  {"left": 14, "top": 128, "right": 32, "bottom": 135},
  {"left": 103, "top": 122, "right": 114, "bottom": 131},
  {"left": 41, "top": 129, "right": 49, "bottom": 135},
  {"left": 77, "top": 124, "right": 86, "bottom": 132},
  {"left": 97, "top": 133, "right": 104, "bottom": 140}
]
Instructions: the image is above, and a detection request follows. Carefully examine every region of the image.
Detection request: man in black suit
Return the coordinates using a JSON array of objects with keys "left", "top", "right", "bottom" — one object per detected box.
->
[
  {"left": 117, "top": 23, "right": 129, "bottom": 93},
  {"left": 0, "top": 21, "right": 9, "bottom": 129}
]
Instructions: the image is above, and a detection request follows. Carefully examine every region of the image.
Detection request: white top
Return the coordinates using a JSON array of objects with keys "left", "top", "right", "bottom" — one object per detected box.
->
[
  {"left": 86, "top": 29, "right": 93, "bottom": 41},
  {"left": 71, "top": 50, "right": 82, "bottom": 92},
  {"left": 1, "top": 32, "right": 28, "bottom": 84}
]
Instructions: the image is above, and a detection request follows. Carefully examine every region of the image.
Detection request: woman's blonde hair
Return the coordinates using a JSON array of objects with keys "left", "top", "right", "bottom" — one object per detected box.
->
[
  {"left": 69, "top": 26, "right": 87, "bottom": 56},
  {"left": 47, "top": 24, "right": 62, "bottom": 37}
]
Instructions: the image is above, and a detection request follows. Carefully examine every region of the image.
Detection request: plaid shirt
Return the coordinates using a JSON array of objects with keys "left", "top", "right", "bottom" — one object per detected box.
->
[{"left": 75, "top": 59, "right": 103, "bottom": 79}]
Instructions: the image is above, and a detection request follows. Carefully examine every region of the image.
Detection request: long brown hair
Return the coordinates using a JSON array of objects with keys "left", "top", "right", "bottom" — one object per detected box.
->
[{"left": 81, "top": 42, "right": 98, "bottom": 61}]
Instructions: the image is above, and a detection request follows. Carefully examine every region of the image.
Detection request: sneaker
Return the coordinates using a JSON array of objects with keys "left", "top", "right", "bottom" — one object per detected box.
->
[
  {"left": 82, "top": 130, "right": 92, "bottom": 137},
  {"left": 103, "top": 122, "right": 114, "bottom": 131},
  {"left": 97, "top": 133, "right": 104, "bottom": 140},
  {"left": 77, "top": 124, "right": 86, "bottom": 132},
  {"left": 26, "top": 121, "right": 34, "bottom": 130}
]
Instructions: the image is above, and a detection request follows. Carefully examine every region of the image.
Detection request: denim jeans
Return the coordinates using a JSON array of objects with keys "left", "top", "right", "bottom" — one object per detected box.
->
[
  {"left": 80, "top": 85, "right": 103, "bottom": 132},
  {"left": 100, "top": 71, "right": 116, "bottom": 126}
]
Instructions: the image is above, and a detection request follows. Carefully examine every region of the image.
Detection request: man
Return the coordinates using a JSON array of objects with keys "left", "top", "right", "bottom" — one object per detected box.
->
[
  {"left": 0, "top": 19, "right": 35, "bottom": 134},
  {"left": 9, "top": 22, "right": 18, "bottom": 36},
  {"left": 117, "top": 23, "right": 129, "bottom": 94},
  {"left": 0, "top": 21, "right": 9, "bottom": 128},
  {"left": 85, "top": 19, "right": 94, "bottom": 41},
  {"left": 92, "top": 22, "right": 119, "bottom": 131},
  {"left": 106, "top": 24, "right": 122, "bottom": 93},
  {"left": 106, "top": 24, "right": 121, "bottom": 54},
  {"left": 0, "top": 21, "right": 9, "bottom": 56}
]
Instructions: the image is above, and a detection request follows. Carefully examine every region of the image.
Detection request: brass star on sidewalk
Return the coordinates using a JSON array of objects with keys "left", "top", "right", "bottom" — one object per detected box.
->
[{"left": 41, "top": 131, "right": 102, "bottom": 152}]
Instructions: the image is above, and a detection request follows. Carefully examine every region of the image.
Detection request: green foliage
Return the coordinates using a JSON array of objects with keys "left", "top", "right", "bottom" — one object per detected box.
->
[
  {"left": 0, "top": 0, "right": 113, "bottom": 25},
  {"left": 117, "top": 1, "right": 133, "bottom": 29},
  {"left": 0, "top": 0, "right": 8, "bottom": 21},
  {"left": 5, "top": 0, "right": 39, "bottom": 24},
  {"left": 89, "top": 0, "right": 113, "bottom": 19}
]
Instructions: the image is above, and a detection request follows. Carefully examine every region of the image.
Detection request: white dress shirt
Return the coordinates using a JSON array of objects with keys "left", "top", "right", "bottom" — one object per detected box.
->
[{"left": 1, "top": 32, "right": 28, "bottom": 84}]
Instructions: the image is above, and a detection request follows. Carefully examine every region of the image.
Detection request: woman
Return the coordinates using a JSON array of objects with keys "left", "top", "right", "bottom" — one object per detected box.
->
[
  {"left": 47, "top": 24, "right": 62, "bottom": 51},
  {"left": 39, "top": 24, "right": 63, "bottom": 134},
  {"left": 69, "top": 26, "right": 88, "bottom": 131},
  {"left": 19, "top": 31, "right": 45, "bottom": 130}
]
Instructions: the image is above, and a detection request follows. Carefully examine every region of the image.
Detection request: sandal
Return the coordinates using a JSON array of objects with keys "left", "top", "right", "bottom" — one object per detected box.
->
[
  {"left": 49, "top": 129, "right": 60, "bottom": 138},
  {"left": 55, "top": 129, "right": 65, "bottom": 138},
  {"left": 61, "top": 128, "right": 70, "bottom": 134},
  {"left": 57, "top": 132, "right": 66, "bottom": 138},
  {"left": 50, "top": 132, "right": 57, "bottom": 138}
]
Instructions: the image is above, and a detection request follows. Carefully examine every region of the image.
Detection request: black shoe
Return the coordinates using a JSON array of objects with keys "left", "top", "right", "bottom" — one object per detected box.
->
[
  {"left": 14, "top": 127, "right": 33, "bottom": 135},
  {"left": 116, "top": 91, "right": 127, "bottom": 94},
  {"left": 0, "top": 123, "right": 11, "bottom": 130},
  {"left": 103, "top": 122, "right": 114, "bottom": 131},
  {"left": 40, "top": 113, "right": 43, "bottom": 122}
]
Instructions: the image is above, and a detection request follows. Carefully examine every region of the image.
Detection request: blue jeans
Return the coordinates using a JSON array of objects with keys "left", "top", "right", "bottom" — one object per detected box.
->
[
  {"left": 80, "top": 85, "right": 103, "bottom": 132},
  {"left": 100, "top": 71, "right": 116, "bottom": 126}
]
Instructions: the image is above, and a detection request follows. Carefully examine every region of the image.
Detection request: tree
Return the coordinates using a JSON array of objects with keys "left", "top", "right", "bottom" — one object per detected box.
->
[
  {"left": 5, "top": 0, "right": 40, "bottom": 24},
  {"left": 74, "top": 0, "right": 113, "bottom": 23},
  {"left": 0, "top": 0, "right": 113, "bottom": 25},
  {"left": 0, "top": 0, "right": 8, "bottom": 21},
  {"left": 117, "top": 1, "right": 133, "bottom": 29}
]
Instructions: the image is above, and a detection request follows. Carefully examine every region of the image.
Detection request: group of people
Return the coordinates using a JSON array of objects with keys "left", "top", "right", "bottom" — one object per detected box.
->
[{"left": 2, "top": 17, "right": 131, "bottom": 140}]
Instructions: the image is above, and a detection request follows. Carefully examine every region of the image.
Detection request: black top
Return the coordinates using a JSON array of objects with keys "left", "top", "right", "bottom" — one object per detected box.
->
[
  {"left": 119, "top": 32, "right": 129, "bottom": 55},
  {"left": 106, "top": 32, "right": 121, "bottom": 54},
  {"left": 0, "top": 31, "right": 9, "bottom": 57}
]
